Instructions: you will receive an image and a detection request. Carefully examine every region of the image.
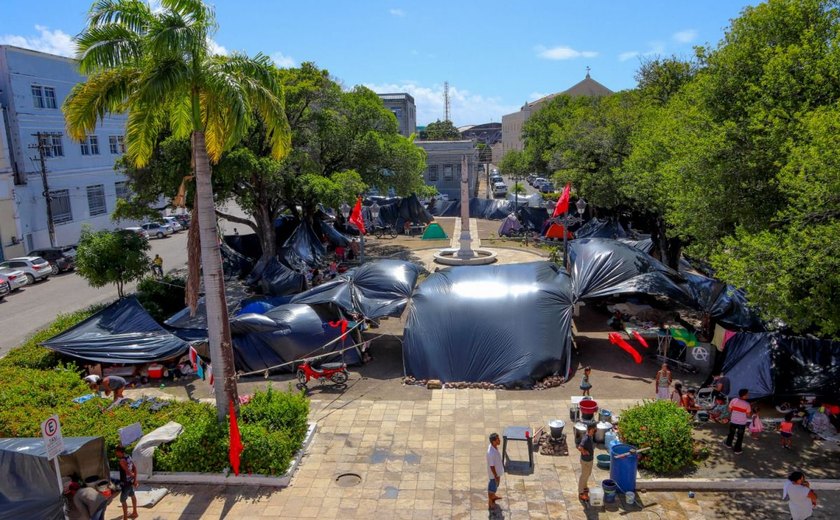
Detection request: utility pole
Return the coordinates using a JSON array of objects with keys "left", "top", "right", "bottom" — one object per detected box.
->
[{"left": 30, "top": 131, "right": 59, "bottom": 247}]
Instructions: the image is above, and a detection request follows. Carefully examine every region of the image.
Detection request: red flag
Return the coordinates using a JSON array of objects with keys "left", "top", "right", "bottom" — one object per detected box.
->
[
  {"left": 349, "top": 197, "right": 366, "bottom": 235},
  {"left": 228, "top": 400, "right": 243, "bottom": 475},
  {"left": 552, "top": 183, "right": 571, "bottom": 218}
]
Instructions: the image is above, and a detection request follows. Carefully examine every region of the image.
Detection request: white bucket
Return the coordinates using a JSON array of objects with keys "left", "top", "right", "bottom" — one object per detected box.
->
[
  {"left": 625, "top": 491, "right": 635, "bottom": 505},
  {"left": 589, "top": 486, "right": 604, "bottom": 507}
]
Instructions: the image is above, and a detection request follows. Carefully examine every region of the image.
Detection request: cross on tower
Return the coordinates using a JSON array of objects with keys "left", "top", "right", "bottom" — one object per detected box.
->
[{"left": 586, "top": 66, "right": 591, "bottom": 78}]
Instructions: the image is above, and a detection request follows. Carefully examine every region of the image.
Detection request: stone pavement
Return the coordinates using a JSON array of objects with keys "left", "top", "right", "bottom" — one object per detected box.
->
[{"left": 118, "top": 389, "right": 839, "bottom": 519}]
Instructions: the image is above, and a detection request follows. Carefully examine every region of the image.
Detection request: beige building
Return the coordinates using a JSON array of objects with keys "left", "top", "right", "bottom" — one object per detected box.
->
[{"left": 500, "top": 72, "right": 613, "bottom": 158}]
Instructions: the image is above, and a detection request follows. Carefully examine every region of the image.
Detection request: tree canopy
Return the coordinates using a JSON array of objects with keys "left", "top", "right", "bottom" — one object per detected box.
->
[
  {"left": 422, "top": 119, "right": 461, "bottom": 140},
  {"left": 75, "top": 228, "right": 150, "bottom": 298}
]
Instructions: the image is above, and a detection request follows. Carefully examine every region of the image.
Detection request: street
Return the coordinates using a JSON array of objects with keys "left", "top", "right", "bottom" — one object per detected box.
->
[{"left": 0, "top": 232, "right": 189, "bottom": 357}]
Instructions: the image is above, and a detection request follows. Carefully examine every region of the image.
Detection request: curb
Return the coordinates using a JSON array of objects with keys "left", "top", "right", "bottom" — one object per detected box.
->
[
  {"left": 140, "top": 421, "right": 317, "bottom": 488},
  {"left": 637, "top": 478, "right": 840, "bottom": 491}
]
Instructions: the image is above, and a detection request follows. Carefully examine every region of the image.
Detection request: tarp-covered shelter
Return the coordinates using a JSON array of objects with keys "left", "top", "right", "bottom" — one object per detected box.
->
[
  {"left": 165, "top": 284, "right": 251, "bottom": 342},
  {"left": 245, "top": 257, "right": 306, "bottom": 296},
  {"left": 230, "top": 304, "right": 361, "bottom": 373},
  {"left": 0, "top": 436, "right": 109, "bottom": 520},
  {"left": 516, "top": 206, "right": 549, "bottom": 232},
  {"left": 498, "top": 214, "right": 522, "bottom": 237},
  {"left": 41, "top": 297, "right": 188, "bottom": 363},
  {"left": 680, "top": 270, "right": 762, "bottom": 331},
  {"left": 544, "top": 222, "right": 572, "bottom": 240},
  {"left": 721, "top": 333, "right": 840, "bottom": 400},
  {"left": 575, "top": 218, "right": 629, "bottom": 239},
  {"left": 404, "top": 261, "right": 574, "bottom": 386},
  {"left": 365, "top": 194, "right": 434, "bottom": 229}
]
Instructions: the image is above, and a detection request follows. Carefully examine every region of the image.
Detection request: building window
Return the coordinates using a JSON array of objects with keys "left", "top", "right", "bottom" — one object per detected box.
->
[
  {"left": 109, "top": 135, "right": 126, "bottom": 154},
  {"left": 428, "top": 165, "right": 438, "bottom": 181},
  {"left": 39, "top": 134, "right": 64, "bottom": 157},
  {"left": 443, "top": 165, "right": 453, "bottom": 181},
  {"left": 31, "top": 85, "right": 56, "bottom": 108},
  {"left": 115, "top": 181, "right": 129, "bottom": 200},
  {"left": 81, "top": 135, "right": 100, "bottom": 156},
  {"left": 87, "top": 184, "right": 107, "bottom": 216},
  {"left": 454, "top": 164, "right": 461, "bottom": 179},
  {"left": 49, "top": 189, "right": 72, "bottom": 224}
]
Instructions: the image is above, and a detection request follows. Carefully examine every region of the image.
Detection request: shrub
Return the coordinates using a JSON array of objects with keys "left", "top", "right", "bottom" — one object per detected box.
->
[
  {"left": 135, "top": 275, "right": 186, "bottom": 322},
  {"left": 618, "top": 400, "right": 695, "bottom": 474},
  {"left": 0, "top": 304, "right": 106, "bottom": 370},
  {"left": 241, "top": 384, "right": 310, "bottom": 442},
  {"left": 154, "top": 412, "right": 229, "bottom": 473}
]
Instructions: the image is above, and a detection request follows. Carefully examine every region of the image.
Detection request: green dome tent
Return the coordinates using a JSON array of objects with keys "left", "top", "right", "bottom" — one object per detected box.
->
[{"left": 421, "top": 223, "right": 447, "bottom": 240}]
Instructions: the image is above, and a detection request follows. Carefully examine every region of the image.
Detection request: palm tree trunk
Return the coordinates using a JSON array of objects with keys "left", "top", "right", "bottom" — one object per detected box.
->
[{"left": 192, "top": 131, "right": 239, "bottom": 421}]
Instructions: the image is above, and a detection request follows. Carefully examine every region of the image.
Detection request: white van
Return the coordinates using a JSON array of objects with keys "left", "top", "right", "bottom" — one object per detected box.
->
[{"left": 493, "top": 182, "right": 508, "bottom": 197}]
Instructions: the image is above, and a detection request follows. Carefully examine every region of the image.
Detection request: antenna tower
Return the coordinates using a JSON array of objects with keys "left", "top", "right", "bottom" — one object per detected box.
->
[{"left": 444, "top": 81, "right": 451, "bottom": 122}]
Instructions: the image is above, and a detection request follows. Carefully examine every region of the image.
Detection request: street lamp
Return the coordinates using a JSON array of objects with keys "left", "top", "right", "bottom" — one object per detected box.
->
[{"left": 555, "top": 197, "right": 587, "bottom": 270}]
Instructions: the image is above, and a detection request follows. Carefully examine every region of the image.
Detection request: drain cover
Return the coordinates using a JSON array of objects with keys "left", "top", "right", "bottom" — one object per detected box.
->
[{"left": 335, "top": 473, "right": 362, "bottom": 487}]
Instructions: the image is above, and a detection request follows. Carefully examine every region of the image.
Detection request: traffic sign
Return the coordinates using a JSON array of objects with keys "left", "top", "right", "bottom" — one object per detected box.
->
[{"left": 41, "top": 414, "right": 65, "bottom": 460}]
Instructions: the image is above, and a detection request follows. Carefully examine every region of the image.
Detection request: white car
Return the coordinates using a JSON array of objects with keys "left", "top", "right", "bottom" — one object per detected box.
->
[
  {"left": 0, "top": 256, "right": 51, "bottom": 284},
  {"left": 162, "top": 216, "right": 183, "bottom": 232},
  {"left": 0, "top": 268, "right": 28, "bottom": 291},
  {"left": 493, "top": 182, "right": 508, "bottom": 197}
]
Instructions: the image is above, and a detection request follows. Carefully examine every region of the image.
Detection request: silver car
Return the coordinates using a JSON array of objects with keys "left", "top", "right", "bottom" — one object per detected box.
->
[
  {"left": 0, "top": 256, "right": 51, "bottom": 284},
  {"left": 162, "top": 217, "right": 183, "bottom": 232},
  {"left": 141, "top": 222, "right": 175, "bottom": 239},
  {"left": 0, "top": 268, "right": 28, "bottom": 291}
]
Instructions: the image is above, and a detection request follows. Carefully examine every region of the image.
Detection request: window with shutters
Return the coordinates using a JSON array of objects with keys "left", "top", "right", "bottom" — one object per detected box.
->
[
  {"left": 428, "top": 165, "right": 438, "bottom": 181},
  {"left": 115, "top": 181, "right": 130, "bottom": 200},
  {"left": 87, "top": 185, "right": 107, "bottom": 216},
  {"left": 50, "top": 189, "right": 72, "bottom": 224}
]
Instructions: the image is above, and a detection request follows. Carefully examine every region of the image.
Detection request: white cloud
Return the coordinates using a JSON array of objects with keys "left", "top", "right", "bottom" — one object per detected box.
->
[
  {"left": 364, "top": 81, "right": 519, "bottom": 126},
  {"left": 270, "top": 51, "right": 296, "bottom": 68},
  {"left": 673, "top": 29, "right": 698, "bottom": 44},
  {"left": 618, "top": 42, "right": 665, "bottom": 62},
  {"left": 207, "top": 38, "right": 228, "bottom": 56},
  {"left": 389, "top": 9, "right": 406, "bottom": 17},
  {"left": 529, "top": 92, "right": 548, "bottom": 101},
  {"left": 618, "top": 51, "right": 639, "bottom": 62},
  {"left": 536, "top": 45, "right": 598, "bottom": 60},
  {"left": 0, "top": 25, "right": 76, "bottom": 57}
]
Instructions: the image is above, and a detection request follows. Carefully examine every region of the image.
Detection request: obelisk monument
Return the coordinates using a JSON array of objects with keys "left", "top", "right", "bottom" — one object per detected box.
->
[{"left": 457, "top": 154, "right": 476, "bottom": 259}]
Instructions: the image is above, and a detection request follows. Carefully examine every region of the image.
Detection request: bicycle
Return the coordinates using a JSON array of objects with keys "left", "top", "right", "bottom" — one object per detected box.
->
[{"left": 372, "top": 224, "right": 398, "bottom": 239}]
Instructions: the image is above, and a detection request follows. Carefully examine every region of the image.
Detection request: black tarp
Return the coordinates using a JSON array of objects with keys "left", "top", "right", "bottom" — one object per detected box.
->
[
  {"left": 403, "top": 261, "right": 574, "bottom": 387},
  {"left": 617, "top": 237, "right": 654, "bottom": 253},
  {"left": 568, "top": 238, "right": 692, "bottom": 305},
  {"left": 574, "top": 218, "right": 629, "bottom": 239},
  {"left": 245, "top": 257, "right": 306, "bottom": 296},
  {"left": 165, "top": 284, "right": 252, "bottom": 342},
  {"left": 364, "top": 194, "right": 434, "bottom": 230},
  {"left": 0, "top": 436, "right": 109, "bottom": 520},
  {"left": 230, "top": 304, "right": 361, "bottom": 373},
  {"left": 722, "top": 333, "right": 840, "bottom": 400},
  {"left": 680, "top": 270, "right": 763, "bottom": 331},
  {"left": 516, "top": 206, "right": 549, "bottom": 231},
  {"left": 291, "top": 260, "right": 421, "bottom": 319},
  {"left": 426, "top": 198, "right": 518, "bottom": 220},
  {"left": 41, "top": 297, "right": 188, "bottom": 363},
  {"left": 220, "top": 241, "right": 255, "bottom": 278}
]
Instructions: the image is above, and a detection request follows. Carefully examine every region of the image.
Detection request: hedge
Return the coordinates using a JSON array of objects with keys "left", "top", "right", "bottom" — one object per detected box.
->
[{"left": 618, "top": 399, "right": 695, "bottom": 474}]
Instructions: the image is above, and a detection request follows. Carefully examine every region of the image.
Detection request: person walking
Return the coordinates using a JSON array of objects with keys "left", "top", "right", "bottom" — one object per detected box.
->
[
  {"left": 778, "top": 412, "right": 795, "bottom": 450},
  {"left": 577, "top": 422, "right": 597, "bottom": 502},
  {"left": 655, "top": 363, "right": 673, "bottom": 400},
  {"left": 151, "top": 254, "right": 163, "bottom": 278},
  {"left": 783, "top": 471, "right": 817, "bottom": 520},
  {"left": 486, "top": 432, "right": 504, "bottom": 510},
  {"left": 579, "top": 366, "right": 592, "bottom": 396},
  {"left": 725, "top": 388, "right": 752, "bottom": 454},
  {"left": 115, "top": 446, "right": 139, "bottom": 519}
]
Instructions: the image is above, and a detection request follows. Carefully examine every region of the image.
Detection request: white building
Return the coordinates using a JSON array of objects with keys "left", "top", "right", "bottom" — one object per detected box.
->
[
  {"left": 0, "top": 45, "right": 131, "bottom": 257},
  {"left": 414, "top": 140, "right": 478, "bottom": 201}
]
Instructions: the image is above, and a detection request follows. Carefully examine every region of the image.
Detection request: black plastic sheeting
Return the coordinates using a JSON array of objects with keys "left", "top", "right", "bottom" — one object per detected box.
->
[
  {"left": 574, "top": 218, "right": 629, "bottom": 239},
  {"left": 245, "top": 257, "right": 306, "bottom": 296},
  {"left": 681, "top": 270, "right": 763, "bottom": 330},
  {"left": 363, "top": 194, "right": 434, "bottom": 229},
  {"left": 722, "top": 333, "right": 840, "bottom": 400},
  {"left": 292, "top": 260, "right": 421, "bottom": 319},
  {"left": 221, "top": 241, "right": 255, "bottom": 278},
  {"left": 41, "top": 297, "right": 188, "bottom": 363},
  {"left": 230, "top": 304, "right": 361, "bottom": 373},
  {"left": 617, "top": 237, "right": 654, "bottom": 253},
  {"left": 567, "top": 238, "right": 692, "bottom": 305},
  {"left": 517, "top": 206, "right": 549, "bottom": 231},
  {"left": 427, "top": 198, "right": 518, "bottom": 220},
  {"left": 165, "top": 284, "right": 251, "bottom": 342},
  {"left": 0, "top": 436, "right": 109, "bottom": 520},
  {"left": 404, "top": 261, "right": 574, "bottom": 387}
]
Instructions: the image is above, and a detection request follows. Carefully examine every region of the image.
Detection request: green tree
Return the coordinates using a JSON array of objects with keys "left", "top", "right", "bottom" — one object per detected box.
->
[
  {"left": 75, "top": 229, "right": 150, "bottom": 298},
  {"left": 423, "top": 119, "right": 461, "bottom": 140},
  {"left": 64, "top": 0, "right": 292, "bottom": 420},
  {"left": 499, "top": 149, "right": 529, "bottom": 178}
]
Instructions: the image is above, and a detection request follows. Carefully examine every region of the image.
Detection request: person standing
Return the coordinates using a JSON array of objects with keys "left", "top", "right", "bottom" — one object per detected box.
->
[
  {"left": 579, "top": 366, "right": 592, "bottom": 397},
  {"left": 152, "top": 254, "right": 163, "bottom": 278},
  {"left": 577, "top": 422, "right": 597, "bottom": 502},
  {"left": 778, "top": 412, "right": 795, "bottom": 450},
  {"left": 115, "top": 446, "right": 138, "bottom": 520},
  {"left": 783, "top": 471, "right": 817, "bottom": 520},
  {"left": 655, "top": 363, "right": 673, "bottom": 400},
  {"left": 725, "top": 388, "right": 752, "bottom": 454},
  {"left": 486, "top": 433, "right": 504, "bottom": 510}
]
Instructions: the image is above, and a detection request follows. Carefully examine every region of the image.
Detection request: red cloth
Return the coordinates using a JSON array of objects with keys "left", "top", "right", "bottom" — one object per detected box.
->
[
  {"left": 552, "top": 183, "right": 571, "bottom": 218},
  {"left": 229, "top": 400, "right": 243, "bottom": 475},
  {"left": 328, "top": 319, "right": 349, "bottom": 347},
  {"left": 349, "top": 197, "right": 366, "bottom": 235},
  {"left": 608, "top": 332, "right": 643, "bottom": 364}
]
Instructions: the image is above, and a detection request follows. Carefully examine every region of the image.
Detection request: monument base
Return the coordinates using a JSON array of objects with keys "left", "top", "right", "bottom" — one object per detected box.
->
[{"left": 433, "top": 248, "right": 498, "bottom": 266}]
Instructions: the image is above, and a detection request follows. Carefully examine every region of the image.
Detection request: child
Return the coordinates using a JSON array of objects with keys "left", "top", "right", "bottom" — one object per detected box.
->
[
  {"left": 115, "top": 445, "right": 138, "bottom": 520},
  {"left": 778, "top": 411, "right": 795, "bottom": 449},
  {"left": 709, "top": 395, "right": 730, "bottom": 424},
  {"left": 749, "top": 403, "right": 763, "bottom": 439},
  {"left": 579, "top": 366, "right": 592, "bottom": 396}
]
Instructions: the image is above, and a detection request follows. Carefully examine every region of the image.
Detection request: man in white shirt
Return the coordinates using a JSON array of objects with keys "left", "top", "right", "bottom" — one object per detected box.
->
[
  {"left": 784, "top": 471, "right": 818, "bottom": 520},
  {"left": 486, "top": 432, "right": 504, "bottom": 510}
]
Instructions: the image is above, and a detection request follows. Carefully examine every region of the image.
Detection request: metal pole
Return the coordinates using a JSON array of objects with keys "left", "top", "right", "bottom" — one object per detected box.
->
[{"left": 32, "top": 132, "right": 57, "bottom": 247}]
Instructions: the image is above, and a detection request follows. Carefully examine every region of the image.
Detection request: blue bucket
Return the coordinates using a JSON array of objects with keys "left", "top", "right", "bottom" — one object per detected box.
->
[
  {"left": 600, "top": 409, "right": 612, "bottom": 422},
  {"left": 610, "top": 443, "right": 638, "bottom": 494},
  {"left": 602, "top": 479, "right": 618, "bottom": 503}
]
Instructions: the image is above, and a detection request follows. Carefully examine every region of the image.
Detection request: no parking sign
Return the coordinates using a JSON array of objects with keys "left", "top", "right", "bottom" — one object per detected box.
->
[{"left": 41, "top": 414, "right": 65, "bottom": 460}]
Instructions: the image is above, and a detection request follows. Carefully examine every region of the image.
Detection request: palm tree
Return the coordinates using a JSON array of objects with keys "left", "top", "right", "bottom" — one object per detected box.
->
[{"left": 64, "top": 0, "right": 291, "bottom": 421}]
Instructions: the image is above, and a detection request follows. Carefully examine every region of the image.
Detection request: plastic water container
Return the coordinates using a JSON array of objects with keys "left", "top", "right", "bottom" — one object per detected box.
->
[
  {"left": 589, "top": 486, "right": 604, "bottom": 507},
  {"left": 625, "top": 491, "right": 636, "bottom": 505},
  {"left": 610, "top": 443, "right": 638, "bottom": 494},
  {"left": 602, "top": 479, "right": 618, "bottom": 503},
  {"left": 599, "top": 409, "right": 612, "bottom": 422},
  {"left": 604, "top": 429, "right": 618, "bottom": 447}
]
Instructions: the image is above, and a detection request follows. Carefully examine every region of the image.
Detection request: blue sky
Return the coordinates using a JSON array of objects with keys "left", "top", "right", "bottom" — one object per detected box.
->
[{"left": 1, "top": 0, "right": 757, "bottom": 126}]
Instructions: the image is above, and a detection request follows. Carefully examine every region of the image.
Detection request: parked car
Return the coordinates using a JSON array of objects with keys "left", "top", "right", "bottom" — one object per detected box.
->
[
  {"left": 123, "top": 226, "right": 150, "bottom": 239},
  {"left": 0, "top": 278, "right": 8, "bottom": 300},
  {"left": 526, "top": 174, "right": 537, "bottom": 185},
  {"left": 540, "top": 182, "right": 555, "bottom": 193},
  {"left": 493, "top": 182, "right": 508, "bottom": 197},
  {"left": 141, "top": 222, "right": 174, "bottom": 238},
  {"left": 0, "top": 268, "right": 28, "bottom": 291},
  {"left": 162, "top": 216, "right": 183, "bottom": 232},
  {"left": 533, "top": 178, "right": 547, "bottom": 189},
  {"left": 0, "top": 256, "right": 51, "bottom": 284},
  {"left": 27, "top": 246, "right": 76, "bottom": 275},
  {"left": 173, "top": 214, "right": 191, "bottom": 229}
]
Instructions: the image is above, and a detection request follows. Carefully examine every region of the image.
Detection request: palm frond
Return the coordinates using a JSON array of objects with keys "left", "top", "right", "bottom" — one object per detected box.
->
[
  {"left": 161, "top": 0, "right": 217, "bottom": 33},
  {"left": 125, "top": 101, "right": 167, "bottom": 167},
  {"left": 168, "top": 93, "right": 195, "bottom": 139},
  {"left": 133, "top": 56, "right": 192, "bottom": 106},
  {"left": 200, "top": 62, "right": 252, "bottom": 162},
  {"left": 87, "top": 0, "right": 152, "bottom": 33},
  {"left": 75, "top": 23, "right": 145, "bottom": 73},
  {"left": 63, "top": 67, "right": 138, "bottom": 141}
]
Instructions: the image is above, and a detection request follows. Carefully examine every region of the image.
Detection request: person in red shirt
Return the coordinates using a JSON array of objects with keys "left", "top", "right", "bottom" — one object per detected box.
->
[
  {"left": 778, "top": 412, "right": 795, "bottom": 450},
  {"left": 725, "top": 388, "right": 752, "bottom": 454}
]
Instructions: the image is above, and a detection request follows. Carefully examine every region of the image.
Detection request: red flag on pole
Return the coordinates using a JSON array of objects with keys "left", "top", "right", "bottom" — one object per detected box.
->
[
  {"left": 552, "top": 183, "right": 571, "bottom": 218},
  {"left": 349, "top": 197, "right": 366, "bottom": 235},
  {"left": 229, "top": 400, "right": 243, "bottom": 475}
]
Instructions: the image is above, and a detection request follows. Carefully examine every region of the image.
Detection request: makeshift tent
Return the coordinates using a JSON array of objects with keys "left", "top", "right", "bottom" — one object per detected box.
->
[
  {"left": 516, "top": 206, "right": 549, "bottom": 232},
  {"left": 721, "top": 333, "right": 840, "bottom": 400},
  {"left": 0, "top": 436, "right": 109, "bottom": 520},
  {"left": 506, "top": 192, "right": 542, "bottom": 208},
  {"left": 404, "top": 261, "right": 574, "bottom": 386},
  {"left": 364, "top": 194, "right": 433, "bottom": 230},
  {"left": 575, "top": 218, "right": 629, "bottom": 239},
  {"left": 567, "top": 238, "right": 692, "bottom": 305},
  {"left": 498, "top": 214, "right": 522, "bottom": 237},
  {"left": 544, "top": 222, "right": 572, "bottom": 240},
  {"left": 230, "top": 304, "right": 361, "bottom": 373},
  {"left": 617, "top": 237, "right": 654, "bottom": 253},
  {"left": 680, "top": 270, "right": 763, "bottom": 331},
  {"left": 245, "top": 257, "right": 306, "bottom": 296},
  {"left": 165, "top": 284, "right": 252, "bottom": 342},
  {"left": 41, "top": 297, "right": 188, "bottom": 364},
  {"left": 421, "top": 223, "right": 447, "bottom": 239}
]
